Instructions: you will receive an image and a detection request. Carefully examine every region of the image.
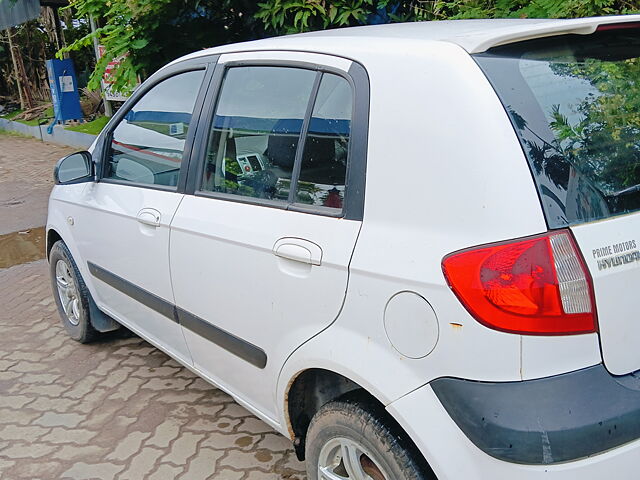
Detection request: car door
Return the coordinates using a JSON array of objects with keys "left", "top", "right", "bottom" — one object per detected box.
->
[
  {"left": 75, "top": 64, "right": 210, "bottom": 363},
  {"left": 169, "top": 52, "right": 369, "bottom": 422}
]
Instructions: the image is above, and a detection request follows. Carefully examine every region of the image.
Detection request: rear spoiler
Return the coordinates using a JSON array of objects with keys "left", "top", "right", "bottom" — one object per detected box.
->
[{"left": 469, "top": 15, "right": 640, "bottom": 54}]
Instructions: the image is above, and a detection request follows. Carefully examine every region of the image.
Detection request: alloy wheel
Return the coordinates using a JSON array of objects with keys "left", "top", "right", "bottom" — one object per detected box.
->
[
  {"left": 318, "top": 437, "right": 389, "bottom": 480},
  {"left": 55, "top": 259, "right": 81, "bottom": 326}
]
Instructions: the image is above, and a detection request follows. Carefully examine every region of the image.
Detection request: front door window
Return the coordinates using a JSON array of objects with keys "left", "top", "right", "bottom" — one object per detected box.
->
[{"left": 105, "top": 70, "right": 205, "bottom": 188}]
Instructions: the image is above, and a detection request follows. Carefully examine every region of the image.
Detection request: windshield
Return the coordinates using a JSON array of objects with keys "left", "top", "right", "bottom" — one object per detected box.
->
[{"left": 475, "top": 26, "right": 640, "bottom": 227}]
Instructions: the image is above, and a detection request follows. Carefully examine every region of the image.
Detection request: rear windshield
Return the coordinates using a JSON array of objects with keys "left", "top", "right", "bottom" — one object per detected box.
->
[{"left": 475, "top": 27, "right": 640, "bottom": 228}]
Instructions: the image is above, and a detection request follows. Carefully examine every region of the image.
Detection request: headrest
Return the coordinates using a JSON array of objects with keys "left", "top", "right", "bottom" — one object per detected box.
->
[
  {"left": 267, "top": 133, "right": 299, "bottom": 170},
  {"left": 302, "top": 135, "right": 336, "bottom": 167}
]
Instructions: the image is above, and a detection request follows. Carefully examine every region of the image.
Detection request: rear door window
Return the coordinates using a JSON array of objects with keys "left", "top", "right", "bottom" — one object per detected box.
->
[
  {"left": 295, "top": 73, "right": 353, "bottom": 210},
  {"left": 201, "top": 66, "right": 317, "bottom": 201},
  {"left": 200, "top": 65, "right": 354, "bottom": 215},
  {"left": 475, "top": 27, "right": 640, "bottom": 227}
]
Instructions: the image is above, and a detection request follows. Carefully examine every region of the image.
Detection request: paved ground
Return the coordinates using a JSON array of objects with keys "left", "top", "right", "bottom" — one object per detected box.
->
[
  {"left": 0, "top": 134, "right": 307, "bottom": 479},
  {"left": 0, "top": 134, "right": 74, "bottom": 235}
]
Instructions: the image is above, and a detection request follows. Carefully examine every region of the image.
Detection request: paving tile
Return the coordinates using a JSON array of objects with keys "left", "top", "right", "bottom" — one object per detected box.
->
[
  {"left": 118, "top": 446, "right": 164, "bottom": 480},
  {"left": 148, "top": 464, "right": 183, "bottom": 480},
  {"left": 34, "top": 412, "right": 84, "bottom": 428},
  {"left": 60, "top": 461, "right": 125, "bottom": 480},
  {"left": 177, "top": 447, "right": 224, "bottom": 480},
  {"left": 105, "top": 431, "right": 151, "bottom": 461}
]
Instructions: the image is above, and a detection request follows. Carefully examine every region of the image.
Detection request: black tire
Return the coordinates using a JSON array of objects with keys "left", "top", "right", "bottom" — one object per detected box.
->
[
  {"left": 305, "top": 395, "right": 434, "bottom": 480},
  {"left": 49, "top": 240, "right": 98, "bottom": 343}
]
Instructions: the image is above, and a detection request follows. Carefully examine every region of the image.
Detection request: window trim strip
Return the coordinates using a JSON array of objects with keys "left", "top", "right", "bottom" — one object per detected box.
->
[{"left": 287, "top": 70, "right": 323, "bottom": 204}]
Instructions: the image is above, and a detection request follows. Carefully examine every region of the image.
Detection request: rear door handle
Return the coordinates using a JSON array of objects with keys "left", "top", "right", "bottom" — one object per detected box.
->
[
  {"left": 137, "top": 208, "right": 161, "bottom": 227},
  {"left": 273, "top": 238, "right": 322, "bottom": 266}
]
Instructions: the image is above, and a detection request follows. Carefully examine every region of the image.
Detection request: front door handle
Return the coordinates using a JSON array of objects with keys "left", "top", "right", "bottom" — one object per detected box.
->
[
  {"left": 273, "top": 238, "right": 323, "bottom": 266},
  {"left": 137, "top": 208, "right": 161, "bottom": 228}
]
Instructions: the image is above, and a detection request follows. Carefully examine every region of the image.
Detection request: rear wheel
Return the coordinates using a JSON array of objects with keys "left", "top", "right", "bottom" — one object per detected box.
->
[
  {"left": 305, "top": 396, "right": 433, "bottom": 480},
  {"left": 49, "top": 240, "right": 98, "bottom": 343}
]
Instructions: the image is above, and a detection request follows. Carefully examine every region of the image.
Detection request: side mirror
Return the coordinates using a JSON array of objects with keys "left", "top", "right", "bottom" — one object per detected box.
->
[{"left": 54, "top": 151, "right": 94, "bottom": 185}]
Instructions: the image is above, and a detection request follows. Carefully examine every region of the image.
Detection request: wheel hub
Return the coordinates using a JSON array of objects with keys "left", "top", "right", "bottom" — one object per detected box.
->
[
  {"left": 55, "top": 259, "right": 81, "bottom": 326},
  {"left": 318, "top": 437, "right": 389, "bottom": 480}
]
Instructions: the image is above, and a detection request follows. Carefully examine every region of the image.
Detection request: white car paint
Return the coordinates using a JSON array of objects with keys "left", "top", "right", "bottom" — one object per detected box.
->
[
  {"left": 47, "top": 16, "right": 640, "bottom": 480},
  {"left": 571, "top": 213, "right": 640, "bottom": 375},
  {"left": 170, "top": 197, "right": 362, "bottom": 423},
  {"left": 73, "top": 183, "right": 192, "bottom": 361}
]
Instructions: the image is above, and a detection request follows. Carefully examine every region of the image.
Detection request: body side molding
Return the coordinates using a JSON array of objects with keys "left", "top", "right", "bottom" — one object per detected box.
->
[{"left": 87, "top": 262, "right": 267, "bottom": 368}]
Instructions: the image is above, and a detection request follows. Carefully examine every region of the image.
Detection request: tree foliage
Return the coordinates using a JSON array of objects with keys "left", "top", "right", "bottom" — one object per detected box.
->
[
  {"left": 0, "top": 16, "right": 69, "bottom": 104},
  {"left": 59, "top": 0, "right": 262, "bottom": 94},
  {"left": 59, "top": 0, "right": 640, "bottom": 95},
  {"left": 255, "top": 0, "right": 435, "bottom": 32},
  {"left": 256, "top": 0, "right": 640, "bottom": 34},
  {"left": 549, "top": 57, "right": 640, "bottom": 195}
]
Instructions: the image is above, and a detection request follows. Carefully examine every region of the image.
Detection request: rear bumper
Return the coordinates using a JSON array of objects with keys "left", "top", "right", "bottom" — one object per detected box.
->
[
  {"left": 387, "top": 365, "right": 640, "bottom": 480},
  {"left": 432, "top": 364, "right": 640, "bottom": 464}
]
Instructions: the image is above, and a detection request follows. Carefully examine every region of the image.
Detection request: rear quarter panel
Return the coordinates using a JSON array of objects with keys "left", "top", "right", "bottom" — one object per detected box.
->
[{"left": 278, "top": 40, "right": 601, "bottom": 424}]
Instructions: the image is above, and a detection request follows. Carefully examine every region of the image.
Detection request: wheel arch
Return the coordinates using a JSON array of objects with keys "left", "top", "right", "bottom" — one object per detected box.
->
[
  {"left": 283, "top": 365, "right": 434, "bottom": 478},
  {"left": 46, "top": 226, "right": 120, "bottom": 333},
  {"left": 46, "top": 227, "right": 63, "bottom": 260},
  {"left": 285, "top": 368, "right": 362, "bottom": 459}
]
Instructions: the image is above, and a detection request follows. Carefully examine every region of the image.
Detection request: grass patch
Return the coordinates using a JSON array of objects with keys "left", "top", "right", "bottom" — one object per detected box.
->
[
  {"left": 19, "top": 107, "right": 54, "bottom": 126},
  {"left": 65, "top": 115, "right": 109, "bottom": 135},
  {"left": 1, "top": 107, "right": 54, "bottom": 126},
  {"left": 2, "top": 107, "right": 107, "bottom": 135},
  {"left": 0, "top": 109, "right": 24, "bottom": 120},
  {"left": 0, "top": 129, "right": 31, "bottom": 138},
  {"left": 15, "top": 117, "right": 43, "bottom": 126}
]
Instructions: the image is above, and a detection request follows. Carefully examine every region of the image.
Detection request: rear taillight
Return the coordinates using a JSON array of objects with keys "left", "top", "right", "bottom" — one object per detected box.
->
[{"left": 442, "top": 231, "right": 597, "bottom": 335}]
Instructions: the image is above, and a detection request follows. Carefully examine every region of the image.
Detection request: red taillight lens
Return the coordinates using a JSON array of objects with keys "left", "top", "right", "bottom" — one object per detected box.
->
[{"left": 442, "top": 231, "right": 597, "bottom": 335}]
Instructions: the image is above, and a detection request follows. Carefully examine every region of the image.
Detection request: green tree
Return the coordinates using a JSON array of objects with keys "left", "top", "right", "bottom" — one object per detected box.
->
[
  {"left": 59, "top": 0, "right": 640, "bottom": 95},
  {"left": 59, "top": 0, "right": 262, "bottom": 94},
  {"left": 255, "top": 0, "right": 435, "bottom": 33},
  {"left": 255, "top": 0, "right": 640, "bottom": 34}
]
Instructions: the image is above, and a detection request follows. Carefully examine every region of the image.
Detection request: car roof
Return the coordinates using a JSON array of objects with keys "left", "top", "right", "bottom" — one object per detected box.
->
[
  {"left": 300, "top": 15, "right": 640, "bottom": 52},
  {"left": 173, "top": 15, "right": 640, "bottom": 65}
]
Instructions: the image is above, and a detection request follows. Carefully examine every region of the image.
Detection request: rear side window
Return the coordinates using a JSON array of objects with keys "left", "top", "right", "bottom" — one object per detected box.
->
[
  {"left": 201, "top": 65, "right": 354, "bottom": 214},
  {"left": 104, "top": 70, "right": 205, "bottom": 188},
  {"left": 296, "top": 73, "right": 353, "bottom": 209},
  {"left": 202, "top": 66, "right": 317, "bottom": 201},
  {"left": 475, "top": 27, "right": 640, "bottom": 227}
]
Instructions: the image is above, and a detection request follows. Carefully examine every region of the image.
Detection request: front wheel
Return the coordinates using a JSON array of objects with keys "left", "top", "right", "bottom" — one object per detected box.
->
[
  {"left": 305, "top": 396, "right": 434, "bottom": 480},
  {"left": 49, "top": 240, "right": 98, "bottom": 343}
]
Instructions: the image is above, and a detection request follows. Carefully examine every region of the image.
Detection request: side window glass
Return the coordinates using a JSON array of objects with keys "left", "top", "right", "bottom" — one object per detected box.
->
[
  {"left": 202, "top": 66, "right": 316, "bottom": 200},
  {"left": 295, "top": 73, "right": 352, "bottom": 210},
  {"left": 104, "top": 70, "right": 205, "bottom": 187}
]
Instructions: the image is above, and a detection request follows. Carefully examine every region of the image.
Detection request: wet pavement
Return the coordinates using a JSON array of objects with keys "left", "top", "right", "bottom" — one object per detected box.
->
[
  {"left": 0, "top": 227, "right": 46, "bottom": 268},
  {"left": 0, "top": 135, "right": 307, "bottom": 479}
]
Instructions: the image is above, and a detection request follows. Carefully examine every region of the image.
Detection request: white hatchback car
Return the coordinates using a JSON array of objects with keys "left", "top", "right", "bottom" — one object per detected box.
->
[{"left": 47, "top": 16, "right": 640, "bottom": 480}]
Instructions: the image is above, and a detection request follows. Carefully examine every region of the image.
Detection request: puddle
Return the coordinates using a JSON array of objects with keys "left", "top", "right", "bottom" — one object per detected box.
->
[{"left": 0, "top": 226, "right": 46, "bottom": 269}]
